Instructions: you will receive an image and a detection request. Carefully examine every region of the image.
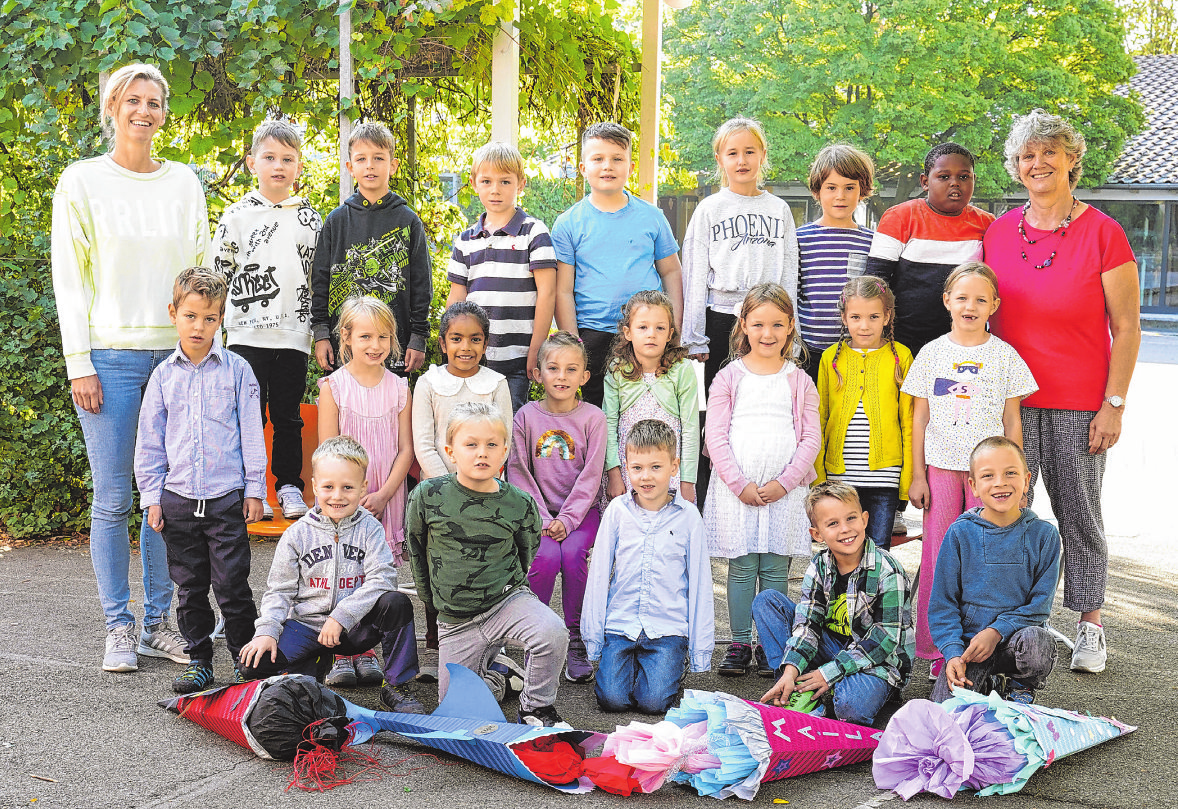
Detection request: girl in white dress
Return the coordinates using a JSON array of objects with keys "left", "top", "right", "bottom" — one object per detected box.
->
[{"left": 704, "top": 283, "right": 821, "bottom": 677}]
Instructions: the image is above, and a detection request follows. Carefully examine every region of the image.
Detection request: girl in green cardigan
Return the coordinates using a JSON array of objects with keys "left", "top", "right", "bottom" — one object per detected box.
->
[
  {"left": 815, "top": 276, "right": 914, "bottom": 549},
  {"left": 603, "top": 290, "right": 700, "bottom": 503}
]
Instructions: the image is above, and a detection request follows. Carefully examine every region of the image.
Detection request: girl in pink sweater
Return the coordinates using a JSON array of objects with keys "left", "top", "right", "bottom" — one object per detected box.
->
[
  {"left": 508, "top": 332, "right": 607, "bottom": 684},
  {"left": 704, "top": 283, "right": 821, "bottom": 678}
]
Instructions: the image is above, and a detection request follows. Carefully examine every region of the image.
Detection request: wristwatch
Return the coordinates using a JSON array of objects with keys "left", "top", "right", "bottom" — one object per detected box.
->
[{"left": 1104, "top": 395, "right": 1125, "bottom": 408}]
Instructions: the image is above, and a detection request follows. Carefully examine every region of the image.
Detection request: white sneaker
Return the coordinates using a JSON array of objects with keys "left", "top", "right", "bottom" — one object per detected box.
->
[
  {"left": 1070, "top": 621, "right": 1107, "bottom": 673},
  {"left": 278, "top": 485, "right": 308, "bottom": 519},
  {"left": 261, "top": 500, "right": 274, "bottom": 520},
  {"left": 139, "top": 618, "right": 191, "bottom": 664},
  {"left": 103, "top": 623, "right": 139, "bottom": 672},
  {"left": 892, "top": 510, "right": 908, "bottom": 537}
]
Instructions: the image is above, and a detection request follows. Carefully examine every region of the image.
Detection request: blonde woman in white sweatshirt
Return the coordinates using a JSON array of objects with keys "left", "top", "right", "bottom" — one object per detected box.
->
[{"left": 51, "top": 63, "right": 209, "bottom": 674}]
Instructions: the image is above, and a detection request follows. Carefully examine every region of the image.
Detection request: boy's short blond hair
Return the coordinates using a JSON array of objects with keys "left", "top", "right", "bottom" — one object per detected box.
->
[
  {"left": 471, "top": 141, "right": 525, "bottom": 182},
  {"left": 968, "top": 436, "right": 1028, "bottom": 476},
  {"left": 252, "top": 119, "right": 303, "bottom": 155},
  {"left": 348, "top": 121, "right": 394, "bottom": 156},
  {"left": 804, "top": 481, "right": 863, "bottom": 525},
  {"left": 172, "top": 266, "right": 228, "bottom": 314},
  {"left": 624, "top": 419, "right": 678, "bottom": 458},
  {"left": 445, "top": 401, "right": 509, "bottom": 447},
  {"left": 312, "top": 435, "right": 369, "bottom": 475}
]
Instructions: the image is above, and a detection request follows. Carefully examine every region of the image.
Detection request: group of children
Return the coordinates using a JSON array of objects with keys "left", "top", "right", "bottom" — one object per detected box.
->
[{"left": 123, "top": 112, "right": 1071, "bottom": 731}]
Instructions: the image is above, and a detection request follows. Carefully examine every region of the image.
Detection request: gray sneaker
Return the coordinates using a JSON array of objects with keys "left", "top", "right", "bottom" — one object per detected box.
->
[
  {"left": 139, "top": 618, "right": 191, "bottom": 664},
  {"left": 1071, "top": 621, "right": 1107, "bottom": 673},
  {"left": 278, "top": 485, "right": 308, "bottom": 519},
  {"left": 261, "top": 500, "right": 274, "bottom": 520},
  {"left": 103, "top": 623, "right": 139, "bottom": 672}
]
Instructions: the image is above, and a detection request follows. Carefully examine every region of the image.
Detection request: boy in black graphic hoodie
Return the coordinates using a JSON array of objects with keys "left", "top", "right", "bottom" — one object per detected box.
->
[{"left": 311, "top": 121, "right": 432, "bottom": 374}]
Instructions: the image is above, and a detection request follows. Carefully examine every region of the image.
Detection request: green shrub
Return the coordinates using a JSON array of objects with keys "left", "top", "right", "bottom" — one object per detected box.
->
[{"left": 0, "top": 259, "right": 91, "bottom": 536}]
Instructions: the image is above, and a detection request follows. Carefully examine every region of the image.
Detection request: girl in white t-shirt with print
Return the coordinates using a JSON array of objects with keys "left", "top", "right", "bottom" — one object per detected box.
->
[{"left": 901, "top": 261, "right": 1037, "bottom": 677}]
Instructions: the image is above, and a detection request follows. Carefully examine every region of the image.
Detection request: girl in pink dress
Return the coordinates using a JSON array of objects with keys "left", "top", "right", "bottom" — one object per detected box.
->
[{"left": 317, "top": 296, "right": 414, "bottom": 687}]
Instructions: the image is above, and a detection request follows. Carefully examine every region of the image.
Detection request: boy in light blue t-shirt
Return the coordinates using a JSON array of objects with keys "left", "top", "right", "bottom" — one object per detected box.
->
[{"left": 552, "top": 122, "right": 682, "bottom": 407}]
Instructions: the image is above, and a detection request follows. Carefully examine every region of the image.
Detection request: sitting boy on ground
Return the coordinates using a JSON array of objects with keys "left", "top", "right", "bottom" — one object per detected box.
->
[
  {"left": 928, "top": 436, "right": 1061, "bottom": 704},
  {"left": 754, "top": 481, "right": 913, "bottom": 725},
  {"left": 238, "top": 436, "right": 424, "bottom": 713}
]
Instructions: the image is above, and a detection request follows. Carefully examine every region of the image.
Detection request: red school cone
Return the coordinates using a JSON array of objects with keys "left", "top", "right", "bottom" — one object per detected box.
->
[
  {"left": 160, "top": 679, "right": 268, "bottom": 754},
  {"left": 744, "top": 699, "right": 882, "bottom": 781}
]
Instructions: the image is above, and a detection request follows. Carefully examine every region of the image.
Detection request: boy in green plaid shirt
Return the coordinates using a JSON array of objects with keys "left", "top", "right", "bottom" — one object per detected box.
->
[{"left": 754, "top": 481, "right": 913, "bottom": 725}]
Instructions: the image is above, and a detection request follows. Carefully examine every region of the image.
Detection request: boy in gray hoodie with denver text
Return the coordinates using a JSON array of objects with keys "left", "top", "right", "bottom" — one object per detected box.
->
[{"left": 238, "top": 436, "right": 424, "bottom": 712}]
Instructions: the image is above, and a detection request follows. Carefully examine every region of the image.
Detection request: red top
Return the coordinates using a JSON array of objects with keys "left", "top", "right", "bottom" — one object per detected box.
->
[{"left": 984, "top": 205, "right": 1135, "bottom": 411}]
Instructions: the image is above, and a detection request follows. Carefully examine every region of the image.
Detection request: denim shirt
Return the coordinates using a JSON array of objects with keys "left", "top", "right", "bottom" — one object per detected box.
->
[
  {"left": 581, "top": 490, "right": 715, "bottom": 672},
  {"left": 135, "top": 340, "right": 266, "bottom": 506}
]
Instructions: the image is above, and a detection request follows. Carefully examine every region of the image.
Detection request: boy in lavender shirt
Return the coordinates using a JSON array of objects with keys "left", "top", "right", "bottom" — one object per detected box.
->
[{"left": 135, "top": 267, "right": 266, "bottom": 694}]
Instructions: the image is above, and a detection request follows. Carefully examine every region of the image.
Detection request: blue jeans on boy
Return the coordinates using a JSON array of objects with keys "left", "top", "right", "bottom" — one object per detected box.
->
[
  {"left": 854, "top": 486, "right": 900, "bottom": 551},
  {"left": 595, "top": 631, "right": 688, "bottom": 714},
  {"left": 504, "top": 368, "right": 533, "bottom": 413},
  {"left": 753, "top": 589, "right": 895, "bottom": 725},
  {"left": 75, "top": 349, "right": 175, "bottom": 631}
]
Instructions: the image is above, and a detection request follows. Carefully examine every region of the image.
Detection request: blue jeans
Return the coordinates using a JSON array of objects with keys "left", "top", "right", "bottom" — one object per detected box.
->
[
  {"left": 75, "top": 349, "right": 175, "bottom": 630},
  {"left": 854, "top": 485, "right": 900, "bottom": 551},
  {"left": 503, "top": 368, "right": 534, "bottom": 413},
  {"left": 752, "top": 589, "right": 895, "bottom": 725},
  {"left": 595, "top": 631, "right": 688, "bottom": 714}
]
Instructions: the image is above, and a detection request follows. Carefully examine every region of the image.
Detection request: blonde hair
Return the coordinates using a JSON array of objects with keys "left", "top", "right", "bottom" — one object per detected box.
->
[
  {"left": 944, "top": 261, "right": 1000, "bottom": 298},
  {"left": 172, "top": 266, "right": 227, "bottom": 313},
  {"left": 608, "top": 290, "right": 689, "bottom": 382},
  {"left": 101, "top": 63, "right": 169, "bottom": 141},
  {"left": 808, "top": 144, "right": 875, "bottom": 198},
  {"left": 251, "top": 119, "right": 303, "bottom": 155},
  {"left": 625, "top": 419, "right": 677, "bottom": 458},
  {"left": 1003, "top": 109, "right": 1087, "bottom": 189},
  {"left": 444, "top": 401, "right": 509, "bottom": 447},
  {"left": 804, "top": 480, "right": 863, "bottom": 525},
  {"left": 712, "top": 116, "right": 771, "bottom": 187},
  {"left": 969, "top": 435, "right": 1028, "bottom": 477},
  {"left": 536, "top": 331, "right": 589, "bottom": 369},
  {"left": 472, "top": 141, "right": 525, "bottom": 182},
  {"left": 313, "top": 435, "right": 369, "bottom": 475},
  {"left": 335, "top": 296, "right": 402, "bottom": 364},
  {"left": 730, "top": 283, "right": 806, "bottom": 365},
  {"left": 830, "top": 275, "right": 902, "bottom": 389},
  {"left": 348, "top": 121, "right": 394, "bottom": 155}
]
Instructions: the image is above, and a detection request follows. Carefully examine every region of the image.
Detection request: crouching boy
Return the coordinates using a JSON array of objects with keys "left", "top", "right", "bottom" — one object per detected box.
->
[
  {"left": 238, "top": 436, "right": 424, "bottom": 713},
  {"left": 754, "top": 481, "right": 913, "bottom": 725},
  {"left": 928, "top": 436, "right": 1061, "bottom": 704}
]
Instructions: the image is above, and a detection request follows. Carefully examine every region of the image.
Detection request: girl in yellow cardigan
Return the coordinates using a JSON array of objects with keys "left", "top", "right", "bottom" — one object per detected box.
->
[{"left": 815, "top": 276, "right": 913, "bottom": 550}]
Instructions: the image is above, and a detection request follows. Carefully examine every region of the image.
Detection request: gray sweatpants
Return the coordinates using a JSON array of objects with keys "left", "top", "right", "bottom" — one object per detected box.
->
[
  {"left": 931, "top": 625, "right": 1058, "bottom": 702},
  {"left": 437, "top": 588, "right": 568, "bottom": 712}
]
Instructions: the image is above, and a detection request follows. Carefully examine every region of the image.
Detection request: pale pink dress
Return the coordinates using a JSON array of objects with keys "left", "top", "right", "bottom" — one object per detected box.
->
[{"left": 319, "top": 366, "right": 409, "bottom": 564}]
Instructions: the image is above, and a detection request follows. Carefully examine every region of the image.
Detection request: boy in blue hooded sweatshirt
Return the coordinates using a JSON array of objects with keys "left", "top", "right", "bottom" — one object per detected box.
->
[{"left": 928, "top": 436, "right": 1061, "bottom": 704}]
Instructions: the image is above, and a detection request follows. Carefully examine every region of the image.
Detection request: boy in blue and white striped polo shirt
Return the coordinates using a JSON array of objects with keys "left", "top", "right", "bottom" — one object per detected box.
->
[{"left": 446, "top": 142, "right": 558, "bottom": 410}]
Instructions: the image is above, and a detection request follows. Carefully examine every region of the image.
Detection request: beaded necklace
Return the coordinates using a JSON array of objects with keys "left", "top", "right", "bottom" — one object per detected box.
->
[{"left": 1017, "top": 197, "right": 1077, "bottom": 269}]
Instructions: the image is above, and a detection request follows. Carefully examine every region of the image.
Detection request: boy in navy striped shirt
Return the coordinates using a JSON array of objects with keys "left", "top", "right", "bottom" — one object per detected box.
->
[{"left": 447, "top": 142, "right": 558, "bottom": 410}]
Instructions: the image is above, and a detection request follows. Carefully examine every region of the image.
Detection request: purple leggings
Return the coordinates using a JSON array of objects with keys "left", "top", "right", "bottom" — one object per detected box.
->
[
  {"left": 917, "top": 466, "right": 982, "bottom": 659},
  {"left": 526, "top": 508, "right": 601, "bottom": 635}
]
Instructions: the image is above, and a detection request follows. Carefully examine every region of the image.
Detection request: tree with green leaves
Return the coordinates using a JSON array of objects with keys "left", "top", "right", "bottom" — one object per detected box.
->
[
  {"left": 663, "top": 0, "right": 1145, "bottom": 209},
  {"left": 1121, "top": 0, "right": 1178, "bottom": 55},
  {"left": 0, "top": 0, "right": 640, "bottom": 537}
]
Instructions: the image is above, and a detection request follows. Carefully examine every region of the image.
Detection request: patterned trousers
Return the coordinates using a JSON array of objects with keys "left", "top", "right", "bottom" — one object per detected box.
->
[{"left": 1022, "top": 408, "right": 1107, "bottom": 613}]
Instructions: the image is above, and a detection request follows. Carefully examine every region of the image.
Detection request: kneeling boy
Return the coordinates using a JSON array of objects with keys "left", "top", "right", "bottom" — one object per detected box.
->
[
  {"left": 755, "top": 481, "right": 913, "bottom": 725},
  {"left": 238, "top": 436, "right": 424, "bottom": 713},
  {"left": 581, "top": 419, "right": 714, "bottom": 713},
  {"left": 406, "top": 402, "right": 570, "bottom": 728},
  {"left": 929, "top": 436, "right": 1061, "bottom": 704}
]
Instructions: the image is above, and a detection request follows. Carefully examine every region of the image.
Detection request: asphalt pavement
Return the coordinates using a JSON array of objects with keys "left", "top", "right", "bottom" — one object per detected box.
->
[{"left": 1, "top": 333, "right": 1175, "bottom": 809}]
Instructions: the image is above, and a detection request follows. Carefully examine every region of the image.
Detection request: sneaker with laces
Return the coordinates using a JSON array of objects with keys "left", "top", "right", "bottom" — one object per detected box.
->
[
  {"left": 892, "top": 510, "right": 908, "bottom": 537},
  {"left": 564, "top": 635, "right": 595, "bottom": 683},
  {"left": 785, "top": 689, "right": 820, "bottom": 713},
  {"left": 1071, "top": 621, "right": 1107, "bottom": 673},
  {"left": 718, "top": 642, "right": 753, "bottom": 676},
  {"left": 139, "top": 618, "right": 191, "bottom": 664},
  {"left": 754, "top": 644, "right": 775, "bottom": 678},
  {"left": 261, "top": 499, "right": 274, "bottom": 520},
  {"left": 103, "top": 623, "right": 139, "bottom": 672},
  {"left": 278, "top": 485, "right": 308, "bottom": 519},
  {"left": 488, "top": 652, "right": 525, "bottom": 701},
  {"left": 518, "top": 704, "right": 572, "bottom": 729},
  {"left": 324, "top": 655, "right": 358, "bottom": 687},
  {"left": 173, "top": 660, "right": 214, "bottom": 694},
  {"left": 233, "top": 664, "right": 248, "bottom": 684},
  {"left": 380, "top": 680, "right": 427, "bottom": 714},
  {"left": 353, "top": 650, "right": 384, "bottom": 686},
  {"left": 929, "top": 657, "right": 944, "bottom": 682}
]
